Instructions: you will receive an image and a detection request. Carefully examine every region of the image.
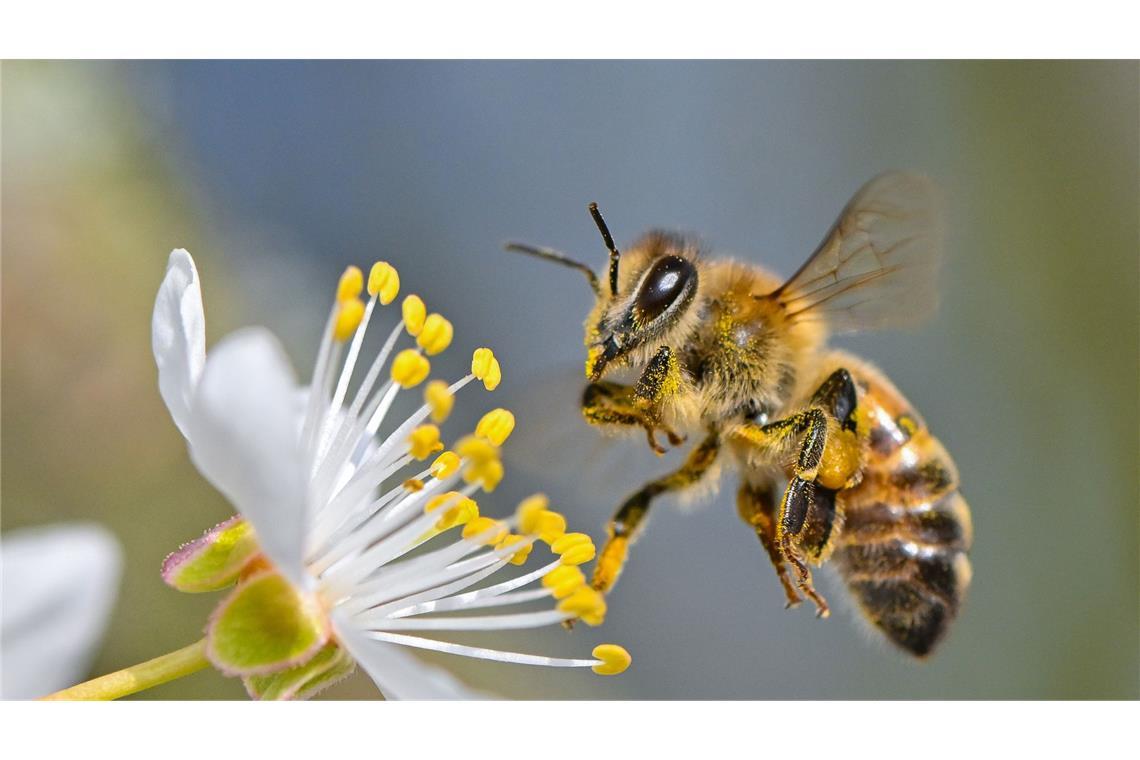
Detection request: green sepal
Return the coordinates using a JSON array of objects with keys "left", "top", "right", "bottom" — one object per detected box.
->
[
  {"left": 243, "top": 642, "right": 356, "bottom": 700},
  {"left": 206, "top": 569, "right": 330, "bottom": 677},
  {"left": 162, "top": 517, "right": 260, "bottom": 593}
]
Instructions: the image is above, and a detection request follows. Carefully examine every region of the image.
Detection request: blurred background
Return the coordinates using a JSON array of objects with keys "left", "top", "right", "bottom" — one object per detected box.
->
[{"left": 1, "top": 60, "right": 1136, "bottom": 699}]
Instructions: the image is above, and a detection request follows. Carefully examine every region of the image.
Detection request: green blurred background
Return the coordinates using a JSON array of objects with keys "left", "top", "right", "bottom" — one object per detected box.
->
[{"left": 2, "top": 60, "right": 1136, "bottom": 698}]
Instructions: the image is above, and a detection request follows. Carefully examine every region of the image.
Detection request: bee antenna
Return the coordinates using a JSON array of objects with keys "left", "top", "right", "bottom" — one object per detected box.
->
[
  {"left": 503, "top": 242, "right": 600, "bottom": 295},
  {"left": 588, "top": 202, "right": 621, "bottom": 297}
]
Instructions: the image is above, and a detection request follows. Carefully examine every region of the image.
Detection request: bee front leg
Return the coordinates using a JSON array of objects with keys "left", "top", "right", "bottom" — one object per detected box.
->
[{"left": 581, "top": 346, "right": 685, "bottom": 455}]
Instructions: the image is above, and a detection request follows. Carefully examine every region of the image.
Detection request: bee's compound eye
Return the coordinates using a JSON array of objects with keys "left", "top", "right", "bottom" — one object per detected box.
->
[{"left": 635, "top": 255, "right": 695, "bottom": 322}]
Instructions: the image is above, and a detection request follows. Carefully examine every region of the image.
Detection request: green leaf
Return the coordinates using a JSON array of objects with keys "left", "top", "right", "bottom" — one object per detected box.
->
[
  {"left": 162, "top": 517, "right": 260, "bottom": 593},
  {"left": 206, "top": 570, "right": 330, "bottom": 676},
  {"left": 243, "top": 642, "right": 356, "bottom": 700}
]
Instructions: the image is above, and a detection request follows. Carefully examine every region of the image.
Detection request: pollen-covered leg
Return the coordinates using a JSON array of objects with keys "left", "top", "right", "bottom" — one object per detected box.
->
[
  {"left": 591, "top": 432, "right": 721, "bottom": 594},
  {"left": 581, "top": 373, "right": 684, "bottom": 456},
  {"left": 736, "top": 481, "right": 801, "bottom": 608}
]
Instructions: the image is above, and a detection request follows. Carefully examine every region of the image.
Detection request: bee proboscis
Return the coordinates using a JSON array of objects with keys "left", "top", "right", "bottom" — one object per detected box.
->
[{"left": 506, "top": 172, "right": 972, "bottom": 657}]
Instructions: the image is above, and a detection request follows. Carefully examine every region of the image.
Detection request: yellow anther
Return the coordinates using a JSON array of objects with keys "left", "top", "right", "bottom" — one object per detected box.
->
[
  {"left": 516, "top": 496, "right": 568, "bottom": 544},
  {"left": 425, "top": 491, "right": 463, "bottom": 513},
  {"left": 560, "top": 543, "right": 596, "bottom": 566},
  {"left": 334, "top": 298, "right": 366, "bottom": 342},
  {"left": 407, "top": 424, "right": 444, "bottom": 460},
  {"left": 496, "top": 534, "right": 533, "bottom": 566},
  {"left": 456, "top": 435, "right": 499, "bottom": 464},
  {"left": 557, "top": 586, "right": 607, "bottom": 626},
  {"left": 464, "top": 459, "right": 504, "bottom": 492},
  {"left": 535, "top": 511, "right": 567, "bottom": 544},
  {"left": 403, "top": 478, "right": 425, "bottom": 493},
  {"left": 417, "top": 314, "right": 454, "bottom": 356},
  {"left": 431, "top": 451, "right": 460, "bottom": 479},
  {"left": 475, "top": 408, "right": 516, "bottom": 446},
  {"left": 471, "top": 348, "right": 502, "bottom": 391},
  {"left": 402, "top": 295, "right": 427, "bottom": 337},
  {"left": 542, "top": 565, "right": 585, "bottom": 599},
  {"left": 424, "top": 380, "right": 454, "bottom": 423},
  {"left": 391, "top": 349, "right": 430, "bottom": 388},
  {"left": 367, "top": 262, "right": 400, "bottom": 305},
  {"left": 423, "top": 492, "right": 478, "bottom": 531},
  {"left": 516, "top": 494, "right": 550, "bottom": 534},
  {"left": 552, "top": 533, "right": 597, "bottom": 566},
  {"left": 551, "top": 532, "right": 592, "bottom": 555},
  {"left": 462, "top": 517, "right": 507, "bottom": 544},
  {"left": 439, "top": 501, "right": 478, "bottom": 531},
  {"left": 337, "top": 266, "right": 364, "bottom": 303},
  {"left": 591, "top": 644, "right": 631, "bottom": 676}
]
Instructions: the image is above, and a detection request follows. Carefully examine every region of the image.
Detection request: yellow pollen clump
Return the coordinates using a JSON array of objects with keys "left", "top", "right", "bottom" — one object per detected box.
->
[
  {"left": 475, "top": 408, "right": 516, "bottom": 446},
  {"left": 431, "top": 451, "right": 460, "bottom": 479},
  {"left": 334, "top": 298, "right": 366, "bottom": 342},
  {"left": 367, "top": 262, "right": 400, "bottom": 304},
  {"left": 416, "top": 314, "right": 454, "bottom": 356},
  {"left": 585, "top": 345, "right": 604, "bottom": 380},
  {"left": 402, "top": 295, "right": 427, "bottom": 337},
  {"left": 591, "top": 644, "right": 631, "bottom": 676},
  {"left": 391, "top": 349, "right": 430, "bottom": 388},
  {"left": 337, "top": 266, "right": 364, "bottom": 302},
  {"left": 407, "top": 425, "right": 444, "bottom": 460},
  {"left": 557, "top": 586, "right": 607, "bottom": 626},
  {"left": 403, "top": 478, "right": 425, "bottom": 493},
  {"left": 471, "top": 348, "right": 502, "bottom": 391},
  {"left": 424, "top": 380, "right": 454, "bottom": 423},
  {"left": 542, "top": 565, "right": 586, "bottom": 599},
  {"left": 462, "top": 516, "right": 507, "bottom": 544},
  {"left": 496, "top": 534, "right": 533, "bottom": 566},
  {"left": 552, "top": 532, "right": 596, "bottom": 566}
]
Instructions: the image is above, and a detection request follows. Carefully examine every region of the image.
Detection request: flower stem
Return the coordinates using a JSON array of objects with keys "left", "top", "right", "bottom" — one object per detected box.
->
[{"left": 40, "top": 639, "right": 210, "bottom": 700}]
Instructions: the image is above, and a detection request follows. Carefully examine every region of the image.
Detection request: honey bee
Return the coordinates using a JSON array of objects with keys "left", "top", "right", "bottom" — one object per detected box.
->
[{"left": 506, "top": 172, "right": 972, "bottom": 657}]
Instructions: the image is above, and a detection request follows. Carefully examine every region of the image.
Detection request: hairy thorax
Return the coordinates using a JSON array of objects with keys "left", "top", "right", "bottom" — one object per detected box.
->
[{"left": 681, "top": 260, "right": 825, "bottom": 428}]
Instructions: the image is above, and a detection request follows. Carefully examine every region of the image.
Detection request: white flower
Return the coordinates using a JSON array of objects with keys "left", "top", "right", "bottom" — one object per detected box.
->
[
  {"left": 152, "top": 249, "right": 628, "bottom": 699},
  {"left": 1, "top": 523, "right": 122, "bottom": 699}
]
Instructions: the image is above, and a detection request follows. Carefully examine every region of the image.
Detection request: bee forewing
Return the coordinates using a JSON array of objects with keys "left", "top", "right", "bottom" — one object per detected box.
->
[{"left": 774, "top": 171, "right": 944, "bottom": 334}]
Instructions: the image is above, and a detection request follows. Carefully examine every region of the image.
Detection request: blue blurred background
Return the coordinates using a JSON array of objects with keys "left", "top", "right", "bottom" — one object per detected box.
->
[{"left": 3, "top": 61, "right": 1137, "bottom": 698}]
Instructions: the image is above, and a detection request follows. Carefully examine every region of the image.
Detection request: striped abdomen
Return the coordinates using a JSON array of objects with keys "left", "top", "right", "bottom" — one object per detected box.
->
[{"left": 832, "top": 364, "right": 973, "bottom": 657}]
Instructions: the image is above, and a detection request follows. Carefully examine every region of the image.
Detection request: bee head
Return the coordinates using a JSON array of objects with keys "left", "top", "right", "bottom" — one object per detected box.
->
[
  {"left": 504, "top": 205, "right": 700, "bottom": 382},
  {"left": 582, "top": 206, "right": 699, "bottom": 381}
]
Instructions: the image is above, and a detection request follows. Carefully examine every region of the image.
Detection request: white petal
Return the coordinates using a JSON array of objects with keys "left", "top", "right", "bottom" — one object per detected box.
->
[
  {"left": 0, "top": 523, "right": 122, "bottom": 699},
  {"left": 333, "top": 614, "right": 487, "bottom": 700},
  {"left": 187, "top": 327, "right": 309, "bottom": 587},
  {"left": 152, "top": 249, "right": 207, "bottom": 440}
]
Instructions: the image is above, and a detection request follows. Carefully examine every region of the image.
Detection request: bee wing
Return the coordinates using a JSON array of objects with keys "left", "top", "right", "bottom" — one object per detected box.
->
[
  {"left": 502, "top": 366, "right": 666, "bottom": 494},
  {"left": 770, "top": 172, "right": 944, "bottom": 334}
]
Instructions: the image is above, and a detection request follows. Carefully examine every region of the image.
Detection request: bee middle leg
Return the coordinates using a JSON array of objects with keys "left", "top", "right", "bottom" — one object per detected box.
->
[
  {"left": 736, "top": 480, "right": 803, "bottom": 609},
  {"left": 591, "top": 431, "right": 721, "bottom": 594}
]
